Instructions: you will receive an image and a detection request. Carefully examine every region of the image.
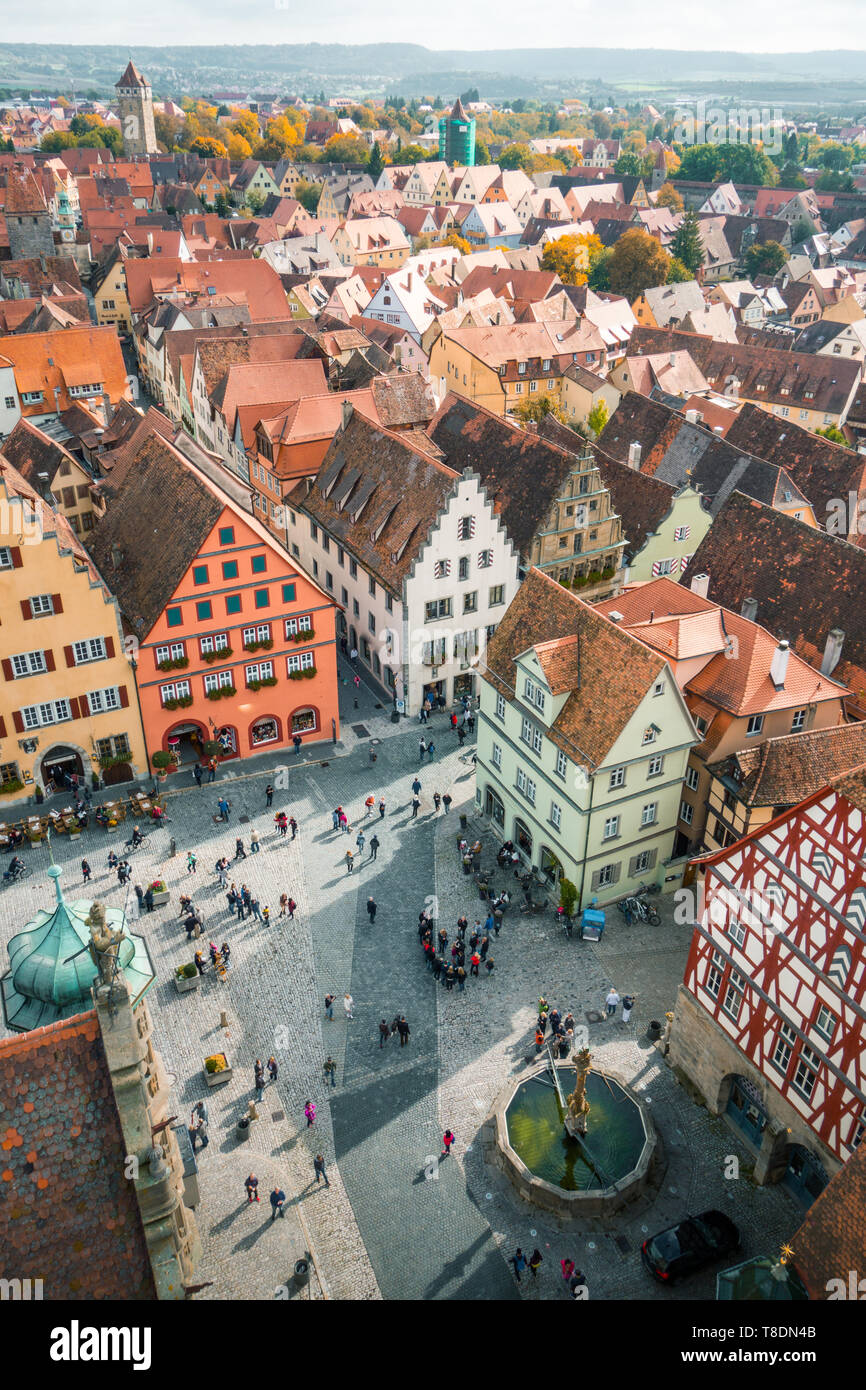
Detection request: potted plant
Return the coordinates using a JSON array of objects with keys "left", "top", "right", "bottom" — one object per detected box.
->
[
  {"left": 203, "top": 740, "right": 222, "bottom": 760},
  {"left": 150, "top": 878, "right": 170, "bottom": 907},
  {"left": 203, "top": 1052, "right": 232, "bottom": 1086},
  {"left": 152, "top": 750, "right": 173, "bottom": 780},
  {"left": 175, "top": 962, "right": 200, "bottom": 993},
  {"left": 301, "top": 666, "right": 316, "bottom": 679}
]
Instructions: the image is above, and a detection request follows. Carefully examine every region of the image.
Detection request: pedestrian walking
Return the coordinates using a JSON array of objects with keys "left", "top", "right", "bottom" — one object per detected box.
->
[
  {"left": 442, "top": 793, "right": 452, "bottom": 814},
  {"left": 304, "top": 1100, "right": 316, "bottom": 1128},
  {"left": 378, "top": 798, "right": 386, "bottom": 819},
  {"left": 432, "top": 955, "right": 442, "bottom": 981},
  {"left": 458, "top": 726, "right": 466, "bottom": 747},
  {"left": 314, "top": 1154, "right": 330, "bottom": 1187},
  {"left": 194, "top": 950, "right": 206, "bottom": 975},
  {"left": 535, "top": 1028, "right": 544, "bottom": 1053},
  {"left": 267, "top": 1056, "right": 278, "bottom": 1083},
  {"left": 81, "top": 859, "right": 91, "bottom": 884},
  {"left": 340, "top": 812, "right": 349, "bottom": 833},
  {"left": 190, "top": 1115, "right": 208, "bottom": 1152},
  {"left": 364, "top": 794, "right": 375, "bottom": 818},
  {"left": 265, "top": 784, "right": 274, "bottom": 808},
  {"left": 332, "top": 807, "right": 340, "bottom": 831},
  {"left": 621, "top": 993, "right": 635, "bottom": 1024},
  {"left": 324, "top": 993, "right": 335, "bottom": 1021},
  {"left": 369, "top": 834, "right": 379, "bottom": 860},
  {"left": 187, "top": 850, "right": 197, "bottom": 874},
  {"left": 345, "top": 850, "right": 354, "bottom": 874},
  {"left": 411, "top": 776, "right": 421, "bottom": 796},
  {"left": 208, "top": 759, "right": 218, "bottom": 783},
  {"left": 193, "top": 763, "right": 202, "bottom": 787},
  {"left": 143, "top": 885, "right": 155, "bottom": 914},
  {"left": 457, "top": 915, "right": 468, "bottom": 939},
  {"left": 605, "top": 988, "right": 621, "bottom": 1018},
  {"left": 269, "top": 1187, "right": 286, "bottom": 1220},
  {"left": 426, "top": 740, "right": 436, "bottom": 759},
  {"left": 411, "top": 795, "right": 420, "bottom": 819},
  {"left": 323, "top": 1056, "right": 337, "bottom": 1088},
  {"left": 397, "top": 1015, "right": 410, "bottom": 1047},
  {"left": 289, "top": 817, "right": 297, "bottom": 840},
  {"left": 254, "top": 1060, "right": 265, "bottom": 1102},
  {"left": 479, "top": 935, "right": 490, "bottom": 960},
  {"left": 433, "top": 792, "right": 441, "bottom": 812},
  {"left": 250, "top": 830, "right": 260, "bottom": 854},
  {"left": 244, "top": 1173, "right": 260, "bottom": 1202},
  {"left": 484, "top": 956, "right": 495, "bottom": 976},
  {"left": 288, "top": 897, "right": 297, "bottom": 919},
  {"left": 510, "top": 1249, "right": 527, "bottom": 1283},
  {"left": 379, "top": 1018, "right": 390, "bottom": 1048},
  {"left": 218, "top": 797, "right": 230, "bottom": 821},
  {"left": 450, "top": 712, "right": 458, "bottom": 731},
  {"left": 529, "top": 1249, "right": 543, "bottom": 1278},
  {"left": 441, "top": 1129, "right": 455, "bottom": 1157},
  {"left": 235, "top": 837, "right": 246, "bottom": 860},
  {"left": 344, "top": 993, "right": 354, "bottom": 1020},
  {"left": 250, "top": 895, "right": 262, "bottom": 922},
  {"left": 470, "top": 953, "right": 480, "bottom": 977},
  {"left": 356, "top": 830, "right": 365, "bottom": 854},
  {"left": 419, "top": 737, "right": 427, "bottom": 763},
  {"left": 367, "top": 897, "right": 377, "bottom": 923},
  {"left": 279, "top": 893, "right": 289, "bottom": 918}
]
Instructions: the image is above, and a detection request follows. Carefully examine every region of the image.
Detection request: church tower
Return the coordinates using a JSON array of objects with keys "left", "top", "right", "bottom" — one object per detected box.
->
[{"left": 115, "top": 60, "right": 158, "bottom": 156}]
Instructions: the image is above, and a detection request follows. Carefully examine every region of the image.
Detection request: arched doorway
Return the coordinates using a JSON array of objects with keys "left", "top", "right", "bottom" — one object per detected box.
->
[
  {"left": 39, "top": 744, "right": 85, "bottom": 794},
  {"left": 783, "top": 1145, "right": 829, "bottom": 1208},
  {"left": 485, "top": 786, "right": 505, "bottom": 827},
  {"left": 514, "top": 818, "right": 533, "bottom": 863},
  {"left": 164, "top": 720, "right": 208, "bottom": 766},
  {"left": 539, "top": 846, "right": 562, "bottom": 886},
  {"left": 724, "top": 1074, "right": 768, "bottom": 1148}
]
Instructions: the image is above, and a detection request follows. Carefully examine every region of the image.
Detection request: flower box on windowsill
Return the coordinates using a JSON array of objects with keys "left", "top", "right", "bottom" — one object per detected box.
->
[
  {"left": 290, "top": 629, "right": 314, "bottom": 643},
  {"left": 205, "top": 687, "right": 237, "bottom": 701},
  {"left": 202, "top": 648, "right": 233, "bottom": 664},
  {"left": 243, "top": 638, "right": 274, "bottom": 653},
  {"left": 288, "top": 667, "right": 316, "bottom": 680}
]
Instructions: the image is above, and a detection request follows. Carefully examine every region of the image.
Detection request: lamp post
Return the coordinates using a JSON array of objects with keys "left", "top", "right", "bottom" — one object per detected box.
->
[{"left": 127, "top": 649, "right": 150, "bottom": 790}]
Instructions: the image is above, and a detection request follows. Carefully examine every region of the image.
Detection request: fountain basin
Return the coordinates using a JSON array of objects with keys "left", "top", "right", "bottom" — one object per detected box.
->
[{"left": 492, "top": 1062, "right": 658, "bottom": 1217}]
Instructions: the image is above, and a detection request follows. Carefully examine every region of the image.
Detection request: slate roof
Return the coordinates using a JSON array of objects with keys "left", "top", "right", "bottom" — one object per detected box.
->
[
  {"left": 708, "top": 720, "right": 866, "bottom": 808},
  {"left": 427, "top": 393, "right": 577, "bottom": 561},
  {"left": 370, "top": 373, "right": 435, "bottom": 429},
  {"left": 483, "top": 567, "right": 666, "bottom": 770},
  {"left": 287, "top": 410, "right": 460, "bottom": 595},
  {"left": 680, "top": 492, "right": 866, "bottom": 711},
  {"left": 593, "top": 445, "right": 678, "bottom": 558},
  {"left": 86, "top": 418, "right": 226, "bottom": 637},
  {"left": 0, "top": 1010, "right": 156, "bottom": 1299}
]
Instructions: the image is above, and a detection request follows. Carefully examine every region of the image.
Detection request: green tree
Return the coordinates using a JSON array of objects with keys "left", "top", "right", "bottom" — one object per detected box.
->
[
  {"left": 816, "top": 425, "right": 852, "bottom": 448},
  {"left": 666, "top": 255, "right": 692, "bottom": 283},
  {"left": 784, "top": 130, "right": 800, "bottom": 162},
  {"left": 778, "top": 162, "right": 807, "bottom": 189},
  {"left": 398, "top": 143, "right": 429, "bottom": 164},
  {"left": 819, "top": 142, "right": 853, "bottom": 171},
  {"left": 214, "top": 190, "right": 229, "bottom": 218},
  {"left": 676, "top": 141, "right": 777, "bottom": 186},
  {"left": 591, "top": 111, "right": 612, "bottom": 138},
  {"left": 608, "top": 228, "right": 671, "bottom": 300},
  {"left": 614, "top": 151, "right": 644, "bottom": 177},
  {"left": 40, "top": 131, "right": 78, "bottom": 151},
  {"left": 245, "top": 189, "right": 265, "bottom": 215},
  {"left": 295, "top": 179, "right": 322, "bottom": 213},
  {"left": 499, "top": 142, "right": 534, "bottom": 171},
  {"left": 512, "top": 393, "right": 565, "bottom": 424},
  {"left": 475, "top": 139, "right": 490, "bottom": 165},
  {"left": 586, "top": 399, "right": 609, "bottom": 436},
  {"left": 587, "top": 244, "right": 613, "bottom": 291},
  {"left": 460, "top": 87, "right": 479, "bottom": 105},
  {"left": 815, "top": 169, "right": 855, "bottom": 192},
  {"left": 745, "top": 240, "right": 788, "bottom": 278},
  {"left": 368, "top": 140, "right": 384, "bottom": 179},
  {"left": 671, "top": 209, "right": 704, "bottom": 276}
]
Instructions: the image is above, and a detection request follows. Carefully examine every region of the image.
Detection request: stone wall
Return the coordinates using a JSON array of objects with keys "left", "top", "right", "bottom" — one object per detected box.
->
[{"left": 7, "top": 213, "right": 55, "bottom": 261}]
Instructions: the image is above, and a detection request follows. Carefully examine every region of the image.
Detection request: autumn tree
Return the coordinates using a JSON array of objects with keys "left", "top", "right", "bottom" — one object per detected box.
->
[
  {"left": 323, "top": 133, "right": 370, "bottom": 165},
  {"left": 231, "top": 110, "right": 260, "bottom": 145},
  {"left": 435, "top": 231, "right": 471, "bottom": 254},
  {"left": 295, "top": 178, "right": 323, "bottom": 213},
  {"left": 499, "top": 142, "right": 534, "bottom": 171},
  {"left": 586, "top": 399, "right": 609, "bottom": 436},
  {"left": 655, "top": 182, "right": 684, "bottom": 213},
  {"left": 608, "top": 228, "right": 671, "bottom": 300},
  {"left": 226, "top": 132, "right": 252, "bottom": 161},
  {"left": 591, "top": 111, "right": 612, "bottom": 138},
  {"left": 540, "top": 232, "right": 603, "bottom": 286},
  {"left": 671, "top": 210, "right": 704, "bottom": 276},
  {"left": 512, "top": 393, "right": 565, "bottom": 425},
  {"left": 744, "top": 240, "right": 787, "bottom": 278},
  {"left": 666, "top": 255, "right": 692, "bottom": 283},
  {"left": 191, "top": 135, "right": 228, "bottom": 158}
]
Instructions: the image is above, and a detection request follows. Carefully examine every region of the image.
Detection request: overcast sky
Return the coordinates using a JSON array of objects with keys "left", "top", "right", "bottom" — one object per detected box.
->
[{"left": 11, "top": 0, "right": 866, "bottom": 52}]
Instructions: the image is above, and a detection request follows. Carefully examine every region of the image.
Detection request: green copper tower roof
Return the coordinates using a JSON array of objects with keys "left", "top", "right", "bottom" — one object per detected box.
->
[{"left": 1, "top": 865, "right": 155, "bottom": 1032}]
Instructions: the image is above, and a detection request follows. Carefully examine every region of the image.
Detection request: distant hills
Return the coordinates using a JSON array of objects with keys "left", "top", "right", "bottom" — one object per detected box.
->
[{"left": 1, "top": 44, "right": 865, "bottom": 105}]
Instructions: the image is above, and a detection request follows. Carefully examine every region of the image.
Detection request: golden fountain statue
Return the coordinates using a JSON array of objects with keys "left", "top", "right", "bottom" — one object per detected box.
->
[{"left": 565, "top": 1046, "right": 592, "bottom": 1137}]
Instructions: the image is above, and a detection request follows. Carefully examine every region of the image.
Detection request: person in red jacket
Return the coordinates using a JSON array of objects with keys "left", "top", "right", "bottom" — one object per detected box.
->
[{"left": 441, "top": 1129, "right": 455, "bottom": 1157}]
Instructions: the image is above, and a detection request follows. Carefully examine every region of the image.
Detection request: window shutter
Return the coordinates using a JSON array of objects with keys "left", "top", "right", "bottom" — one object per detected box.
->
[
  {"left": 119, "top": 685, "right": 130, "bottom": 708},
  {"left": 68, "top": 697, "right": 81, "bottom": 719},
  {"left": 12, "top": 710, "right": 24, "bottom": 732},
  {"left": 10, "top": 546, "right": 22, "bottom": 568},
  {"left": 0, "top": 716, "right": 6, "bottom": 738},
  {"left": 612, "top": 862, "right": 622, "bottom": 884},
  {"left": 64, "top": 645, "right": 75, "bottom": 667},
  {"left": 1, "top": 659, "right": 13, "bottom": 681},
  {"left": 51, "top": 593, "right": 63, "bottom": 614},
  {"left": 20, "top": 600, "right": 32, "bottom": 621},
  {"left": 44, "top": 649, "right": 55, "bottom": 673},
  {"left": 590, "top": 869, "right": 601, "bottom": 892},
  {"left": 104, "top": 635, "right": 115, "bottom": 658}
]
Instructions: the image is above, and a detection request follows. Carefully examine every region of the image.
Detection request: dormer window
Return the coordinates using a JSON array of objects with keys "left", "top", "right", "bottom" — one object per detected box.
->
[{"left": 524, "top": 677, "right": 546, "bottom": 713}]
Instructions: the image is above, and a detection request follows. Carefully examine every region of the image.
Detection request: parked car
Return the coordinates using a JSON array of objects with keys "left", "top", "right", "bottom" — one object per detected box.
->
[{"left": 641, "top": 1209, "right": 740, "bottom": 1284}]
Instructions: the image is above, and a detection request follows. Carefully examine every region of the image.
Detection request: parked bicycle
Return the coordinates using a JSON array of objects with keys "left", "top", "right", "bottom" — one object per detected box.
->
[{"left": 617, "top": 894, "right": 660, "bottom": 926}]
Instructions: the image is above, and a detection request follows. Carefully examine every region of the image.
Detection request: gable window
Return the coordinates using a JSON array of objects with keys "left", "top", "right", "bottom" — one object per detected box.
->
[
  {"left": 166, "top": 606, "right": 183, "bottom": 627},
  {"left": 222, "top": 560, "right": 239, "bottom": 580},
  {"left": 652, "top": 678, "right": 665, "bottom": 697},
  {"left": 458, "top": 556, "right": 470, "bottom": 581},
  {"left": 478, "top": 549, "right": 493, "bottom": 568},
  {"left": 641, "top": 726, "right": 657, "bottom": 745},
  {"left": 523, "top": 678, "right": 546, "bottom": 713},
  {"left": 226, "top": 594, "right": 242, "bottom": 615},
  {"left": 192, "top": 565, "right": 208, "bottom": 585},
  {"left": 746, "top": 714, "right": 764, "bottom": 737},
  {"left": 457, "top": 516, "right": 476, "bottom": 541},
  {"left": 251, "top": 554, "right": 267, "bottom": 574},
  {"left": 694, "top": 715, "right": 708, "bottom": 735},
  {"left": 254, "top": 589, "right": 270, "bottom": 609},
  {"left": 218, "top": 526, "right": 235, "bottom": 546},
  {"left": 281, "top": 583, "right": 296, "bottom": 603},
  {"left": 434, "top": 559, "right": 451, "bottom": 579}
]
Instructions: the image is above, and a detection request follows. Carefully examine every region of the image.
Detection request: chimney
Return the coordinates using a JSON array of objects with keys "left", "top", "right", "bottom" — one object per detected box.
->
[
  {"left": 770, "top": 638, "right": 790, "bottom": 690},
  {"left": 341, "top": 399, "right": 354, "bottom": 431},
  {"left": 669, "top": 352, "right": 677, "bottom": 368},
  {"left": 820, "top": 627, "right": 845, "bottom": 676},
  {"left": 627, "top": 441, "right": 641, "bottom": 470},
  {"left": 685, "top": 408, "right": 701, "bottom": 424},
  {"left": 740, "top": 596, "right": 758, "bottom": 621},
  {"left": 690, "top": 572, "right": 710, "bottom": 598}
]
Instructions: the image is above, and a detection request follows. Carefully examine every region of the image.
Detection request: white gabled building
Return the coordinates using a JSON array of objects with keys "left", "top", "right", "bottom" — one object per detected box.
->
[
  {"left": 362, "top": 261, "right": 449, "bottom": 343},
  {"left": 285, "top": 407, "right": 519, "bottom": 713}
]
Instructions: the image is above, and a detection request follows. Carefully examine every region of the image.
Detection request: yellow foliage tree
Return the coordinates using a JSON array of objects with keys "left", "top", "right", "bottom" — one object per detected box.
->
[
  {"left": 231, "top": 110, "right": 260, "bottom": 144},
  {"left": 655, "top": 182, "right": 684, "bottom": 213},
  {"left": 608, "top": 228, "right": 671, "bottom": 301},
  {"left": 540, "top": 232, "right": 602, "bottom": 286},
  {"left": 226, "top": 133, "right": 252, "bottom": 161}
]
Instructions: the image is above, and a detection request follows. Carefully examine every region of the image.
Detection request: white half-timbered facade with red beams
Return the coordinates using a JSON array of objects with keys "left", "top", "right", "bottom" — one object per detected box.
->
[{"left": 669, "top": 768, "right": 866, "bottom": 1205}]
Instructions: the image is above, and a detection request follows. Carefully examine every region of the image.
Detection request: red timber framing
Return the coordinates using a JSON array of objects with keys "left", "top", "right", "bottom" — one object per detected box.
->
[{"left": 683, "top": 783, "right": 866, "bottom": 1162}]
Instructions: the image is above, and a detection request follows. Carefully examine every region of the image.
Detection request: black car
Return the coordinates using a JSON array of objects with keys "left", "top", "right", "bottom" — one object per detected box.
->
[{"left": 641, "top": 1209, "right": 740, "bottom": 1284}]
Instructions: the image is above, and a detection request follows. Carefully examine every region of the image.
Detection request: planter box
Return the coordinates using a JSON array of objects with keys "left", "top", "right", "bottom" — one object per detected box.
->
[
  {"left": 151, "top": 890, "right": 170, "bottom": 907},
  {"left": 174, "top": 972, "right": 200, "bottom": 993},
  {"left": 203, "top": 1054, "right": 232, "bottom": 1087}
]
